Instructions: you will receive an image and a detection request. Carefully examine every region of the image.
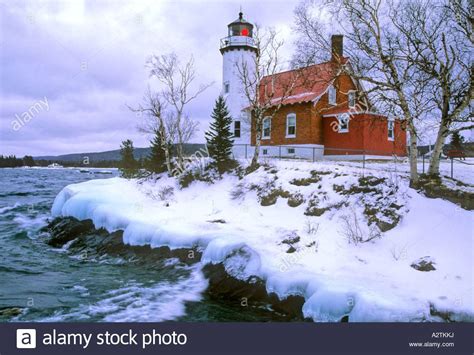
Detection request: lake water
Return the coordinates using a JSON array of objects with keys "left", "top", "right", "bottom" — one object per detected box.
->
[{"left": 0, "top": 168, "right": 280, "bottom": 322}]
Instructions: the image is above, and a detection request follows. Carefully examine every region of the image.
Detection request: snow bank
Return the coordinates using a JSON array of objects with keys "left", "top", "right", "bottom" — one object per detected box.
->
[{"left": 51, "top": 161, "right": 474, "bottom": 322}]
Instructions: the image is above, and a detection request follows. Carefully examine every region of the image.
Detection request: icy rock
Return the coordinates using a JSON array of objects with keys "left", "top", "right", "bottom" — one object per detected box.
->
[
  {"left": 45, "top": 217, "right": 94, "bottom": 247},
  {"left": 411, "top": 256, "right": 436, "bottom": 272}
]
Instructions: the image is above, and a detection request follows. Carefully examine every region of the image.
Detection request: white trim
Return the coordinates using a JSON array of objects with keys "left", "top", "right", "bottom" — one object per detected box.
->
[
  {"left": 262, "top": 116, "right": 271, "bottom": 139},
  {"left": 286, "top": 113, "right": 296, "bottom": 138},
  {"left": 322, "top": 111, "right": 381, "bottom": 118},
  {"left": 255, "top": 144, "right": 325, "bottom": 160}
]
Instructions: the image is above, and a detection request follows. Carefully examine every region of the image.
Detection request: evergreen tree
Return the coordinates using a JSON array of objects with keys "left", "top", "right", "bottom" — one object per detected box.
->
[
  {"left": 145, "top": 129, "right": 168, "bottom": 173},
  {"left": 23, "top": 155, "right": 35, "bottom": 167},
  {"left": 450, "top": 131, "right": 464, "bottom": 150},
  {"left": 205, "top": 96, "right": 235, "bottom": 173},
  {"left": 119, "top": 139, "right": 138, "bottom": 178}
]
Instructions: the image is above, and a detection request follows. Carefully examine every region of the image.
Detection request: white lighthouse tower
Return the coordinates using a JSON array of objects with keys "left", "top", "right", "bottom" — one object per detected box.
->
[{"left": 220, "top": 11, "right": 257, "bottom": 156}]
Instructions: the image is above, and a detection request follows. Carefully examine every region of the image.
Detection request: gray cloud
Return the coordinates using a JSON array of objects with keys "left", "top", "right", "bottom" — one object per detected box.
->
[{"left": 0, "top": 0, "right": 298, "bottom": 156}]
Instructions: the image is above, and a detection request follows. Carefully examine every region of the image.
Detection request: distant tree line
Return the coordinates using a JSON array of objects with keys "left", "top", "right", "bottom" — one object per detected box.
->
[
  {"left": 0, "top": 155, "right": 126, "bottom": 168},
  {"left": 34, "top": 160, "right": 123, "bottom": 168},
  {"left": 0, "top": 155, "right": 35, "bottom": 168}
]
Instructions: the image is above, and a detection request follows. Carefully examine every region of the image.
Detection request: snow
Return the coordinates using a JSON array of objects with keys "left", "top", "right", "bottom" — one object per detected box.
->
[{"left": 51, "top": 160, "right": 474, "bottom": 322}]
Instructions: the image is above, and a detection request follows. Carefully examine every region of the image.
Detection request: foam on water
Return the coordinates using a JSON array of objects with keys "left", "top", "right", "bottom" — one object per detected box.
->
[{"left": 39, "top": 264, "right": 208, "bottom": 322}]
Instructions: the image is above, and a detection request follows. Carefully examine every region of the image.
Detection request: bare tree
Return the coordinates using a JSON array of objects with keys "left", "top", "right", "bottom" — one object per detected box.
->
[
  {"left": 129, "top": 87, "right": 176, "bottom": 173},
  {"left": 292, "top": 0, "right": 435, "bottom": 185},
  {"left": 447, "top": 0, "right": 473, "bottom": 44},
  {"left": 237, "top": 26, "right": 307, "bottom": 170},
  {"left": 147, "top": 53, "right": 212, "bottom": 166},
  {"left": 392, "top": 0, "right": 473, "bottom": 176}
]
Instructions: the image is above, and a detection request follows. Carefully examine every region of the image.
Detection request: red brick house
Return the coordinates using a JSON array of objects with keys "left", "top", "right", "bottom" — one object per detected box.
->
[{"left": 250, "top": 36, "right": 407, "bottom": 160}]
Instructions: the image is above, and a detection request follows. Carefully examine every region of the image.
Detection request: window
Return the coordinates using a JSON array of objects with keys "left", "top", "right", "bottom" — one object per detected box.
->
[
  {"left": 328, "top": 85, "right": 336, "bottom": 105},
  {"left": 263, "top": 149, "right": 268, "bottom": 155},
  {"left": 234, "top": 121, "right": 241, "bottom": 138},
  {"left": 262, "top": 117, "right": 271, "bottom": 139},
  {"left": 286, "top": 114, "right": 296, "bottom": 137},
  {"left": 348, "top": 91, "right": 356, "bottom": 108},
  {"left": 388, "top": 120, "right": 394, "bottom": 140},
  {"left": 224, "top": 82, "right": 230, "bottom": 94},
  {"left": 338, "top": 113, "right": 349, "bottom": 133},
  {"left": 287, "top": 148, "right": 295, "bottom": 154}
]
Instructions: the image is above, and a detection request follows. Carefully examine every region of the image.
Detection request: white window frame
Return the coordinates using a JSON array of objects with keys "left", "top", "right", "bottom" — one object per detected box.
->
[
  {"left": 338, "top": 113, "right": 350, "bottom": 133},
  {"left": 388, "top": 120, "right": 395, "bottom": 141},
  {"left": 286, "top": 113, "right": 296, "bottom": 138},
  {"left": 348, "top": 90, "right": 356, "bottom": 108},
  {"left": 328, "top": 85, "right": 336, "bottom": 106},
  {"left": 262, "top": 116, "right": 271, "bottom": 139}
]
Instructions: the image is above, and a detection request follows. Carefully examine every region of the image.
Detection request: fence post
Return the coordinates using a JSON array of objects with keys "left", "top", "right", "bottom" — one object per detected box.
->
[
  {"left": 279, "top": 146, "right": 282, "bottom": 160},
  {"left": 451, "top": 157, "right": 453, "bottom": 179},
  {"left": 312, "top": 147, "right": 315, "bottom": 162},
  {"left": 422, "top": 154, "right": 425, "bottom": 174},
  {"left": 362, "top": 151, "right": 366, "bottom": 170},
  {"left": 245, "top": 144, "right": 247, "bottom": 159}
]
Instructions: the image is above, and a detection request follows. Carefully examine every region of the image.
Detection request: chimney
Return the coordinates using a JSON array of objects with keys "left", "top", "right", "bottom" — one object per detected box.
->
[{"left": 331, "top": 35, "right": 343, "bottom": 62}]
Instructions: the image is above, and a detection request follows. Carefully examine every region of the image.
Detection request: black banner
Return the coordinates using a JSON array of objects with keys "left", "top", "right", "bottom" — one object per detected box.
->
[{"left": 1, "top": 322, "right": 473, "bottom": 355}]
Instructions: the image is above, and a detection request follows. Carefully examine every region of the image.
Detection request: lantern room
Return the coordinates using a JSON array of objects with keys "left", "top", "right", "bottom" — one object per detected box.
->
[
  {"left": 228, "top": 12, "right": 253, "bottom": 37},
  {"left": 220, "top": 11, "right": 257, "bottom": 54}
]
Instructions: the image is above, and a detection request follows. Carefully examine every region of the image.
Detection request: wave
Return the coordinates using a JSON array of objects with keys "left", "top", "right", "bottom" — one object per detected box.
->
[
  {"left": 0, "top": 192, "right": 31, "bottom": 198},
  {"left": 38, "top": 264, "right": 208, "bottom": 322},
  {"left": 0, "top": 265, "right": 43, "bottom": 275},
  {"left": 0, "top": 203, "right": 22, "bottom": 214},
  {"left": 13, "top": 215, "right": 48, "bottom": 231}
]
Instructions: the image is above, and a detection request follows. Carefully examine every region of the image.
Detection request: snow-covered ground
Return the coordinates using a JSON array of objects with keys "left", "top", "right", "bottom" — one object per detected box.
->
[{"left": 51, "top": 160, "right": 473, "bottom": 322}]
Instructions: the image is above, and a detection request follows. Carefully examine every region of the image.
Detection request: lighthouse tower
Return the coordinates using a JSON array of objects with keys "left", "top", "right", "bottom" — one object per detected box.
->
[{"left": 220, "top": 11, "right": 257, "bottom": 154}]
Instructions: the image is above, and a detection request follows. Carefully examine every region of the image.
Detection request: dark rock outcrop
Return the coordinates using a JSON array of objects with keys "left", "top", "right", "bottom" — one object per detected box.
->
[
  {"left": 417, "top": 175, "right": 474, "bottom": 210},
  {"left": 411, "top": 256, "right": 436, "bottom": 272},
  {"left": 202, "top": 263, "right": 306, "bottom": 320}
]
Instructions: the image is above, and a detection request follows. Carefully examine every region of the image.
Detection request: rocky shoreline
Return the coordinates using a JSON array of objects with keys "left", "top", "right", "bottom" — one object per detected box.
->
[{"left": 42, "top": 217, "right": 309, "bottom": 322}]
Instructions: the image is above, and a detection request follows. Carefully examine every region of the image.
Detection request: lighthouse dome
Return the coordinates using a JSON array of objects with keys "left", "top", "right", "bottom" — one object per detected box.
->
[{"left": 227, "top": 12, "right": 253, "bottom": 37}]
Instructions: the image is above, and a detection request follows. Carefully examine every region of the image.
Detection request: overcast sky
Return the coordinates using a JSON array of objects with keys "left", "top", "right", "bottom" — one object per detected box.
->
[{"left": 0, "top": 0, "right": 299, "bottom": 156}]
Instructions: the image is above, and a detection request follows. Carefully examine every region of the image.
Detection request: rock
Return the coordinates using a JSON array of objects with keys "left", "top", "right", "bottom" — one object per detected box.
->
[
  {"left": 203, "top": 263, "right": 305, "bottom": 320},
  {"left": 287, "top": 193, "right": 305, "bottom": 207},
  {"left": 45, "top": 217, "right": 94, "bottom": 247},
  {"left": 207, "top": 219, "right": 227, "bottom": 224},
  {"left": 260, "top": 189, "right": 290, "bottom": 206},
  {"left": 376, "top": 220, "right": 398, "bottom": 232},
  {"left": 417, "top": 175, "right": 474, "bottom": 210},
  {"left": 0, "top": 307, "right": 23, "bottom": 317},
  {"left": 411, "top": 256, "right": 436, "bottom": 272},
  {"left": 281, "top": 233, "right": 300, "bottom": 245}
]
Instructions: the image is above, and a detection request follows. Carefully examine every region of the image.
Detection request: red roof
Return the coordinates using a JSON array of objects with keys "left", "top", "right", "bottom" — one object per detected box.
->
[{"left": 259, "top": 58, "right": 347, "bottom": 106}]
